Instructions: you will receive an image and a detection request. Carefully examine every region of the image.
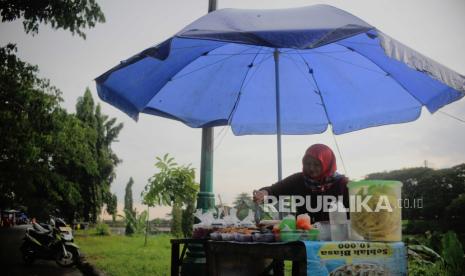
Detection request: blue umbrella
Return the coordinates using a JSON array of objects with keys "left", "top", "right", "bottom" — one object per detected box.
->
[{"left": 96, "top": 5, "right": 464, "bottom": 181}]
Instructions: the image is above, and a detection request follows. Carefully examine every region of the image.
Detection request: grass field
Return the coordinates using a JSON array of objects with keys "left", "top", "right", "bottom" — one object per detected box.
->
[
  {"left": 76, "top": 231, "right": 172, "bottom": 276},
  {"left": 79, "top": 230, "right": 445, "bottom": 275},
  {"left": 76, "top": 230, "right": 294, "bottom": 275}
]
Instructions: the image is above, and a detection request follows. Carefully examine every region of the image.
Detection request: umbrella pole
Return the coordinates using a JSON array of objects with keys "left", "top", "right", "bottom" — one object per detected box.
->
[
  {"left": 196, "top": 0, "right": 217, "bottom": 212},
  {"left": 273, "top": 49, "right": 283, "bottom": 182},
  {"left": 197, "top": 128, "right": 215, "bottom": 211}
]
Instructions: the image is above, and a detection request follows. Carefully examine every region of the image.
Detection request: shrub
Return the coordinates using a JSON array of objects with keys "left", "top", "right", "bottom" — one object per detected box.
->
[
  {"left": 408, "top": 260, "right": 446, "bottom": 276},
  {"left": 442, "top": 231, "right": 465, "bottom": 275},
  {"left": 404, "top": 220, "right": 442, "bottom": 235},
  {"left": 95, "top": 223, "right": 111, "bottom": 236}
]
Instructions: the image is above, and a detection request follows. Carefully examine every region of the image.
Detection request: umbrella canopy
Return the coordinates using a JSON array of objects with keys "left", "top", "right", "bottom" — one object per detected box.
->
[{"left": 96, "top": 5, "right": 464, "bottom": 136}]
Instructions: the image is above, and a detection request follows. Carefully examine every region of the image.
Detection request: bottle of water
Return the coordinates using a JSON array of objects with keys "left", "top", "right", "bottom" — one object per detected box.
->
[{"left": 329, "top": 201, "right": 349, "bottom": 241}]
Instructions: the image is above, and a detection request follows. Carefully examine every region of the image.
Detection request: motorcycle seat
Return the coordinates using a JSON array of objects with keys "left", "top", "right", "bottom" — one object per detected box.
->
[{"left": 32, "top": 222, "right": 52, "bottom": 235}]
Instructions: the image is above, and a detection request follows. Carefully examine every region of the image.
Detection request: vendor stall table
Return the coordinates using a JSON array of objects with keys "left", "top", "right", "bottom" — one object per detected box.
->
[
  {"left": 171, "top": 239, "right": 406, "bottom": 276},
  {"left": 170, "top": 239, "right": 304, "bottom": 276},
  {"left": 205, "top": 240, "right": 306, "bottom": 276}
]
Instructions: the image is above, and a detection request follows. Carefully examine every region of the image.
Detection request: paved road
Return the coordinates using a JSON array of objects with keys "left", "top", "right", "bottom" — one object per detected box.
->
[{"left": 0, "top": 225, "right": 82, "bottom": 276}]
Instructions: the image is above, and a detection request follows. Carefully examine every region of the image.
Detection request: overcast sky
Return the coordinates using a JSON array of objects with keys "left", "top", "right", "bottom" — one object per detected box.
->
[{"left": 1, "top": 0, "right": 464, "bottom": 218}]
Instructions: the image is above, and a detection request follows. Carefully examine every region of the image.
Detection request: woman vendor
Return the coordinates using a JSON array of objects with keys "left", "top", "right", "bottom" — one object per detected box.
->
[{"left": 253, "top": 143, "right": 349, "bottom": 222}]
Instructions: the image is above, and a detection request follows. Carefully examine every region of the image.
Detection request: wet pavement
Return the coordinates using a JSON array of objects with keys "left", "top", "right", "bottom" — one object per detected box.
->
[{"left": 0, "top": 225, "right": 82, "bottom": 276}]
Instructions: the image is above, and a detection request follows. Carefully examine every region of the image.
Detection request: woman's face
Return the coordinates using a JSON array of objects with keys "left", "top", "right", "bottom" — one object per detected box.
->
[{"left": 303, "top": 156, "right": 322, "bottom": 179}]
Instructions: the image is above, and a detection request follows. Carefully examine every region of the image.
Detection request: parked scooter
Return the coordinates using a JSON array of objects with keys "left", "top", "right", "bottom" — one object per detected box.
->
[
  {"left": 38, "top": 217, "right": 74, "bottom": 242},
  {"left": 20, "top": 218, "right": 80, "bottom": 267}
]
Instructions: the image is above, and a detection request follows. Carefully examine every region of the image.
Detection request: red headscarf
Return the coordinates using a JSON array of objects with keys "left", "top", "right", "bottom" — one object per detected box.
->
[{"left": 303, "top": 144, "right": 337, "bottom": 181}]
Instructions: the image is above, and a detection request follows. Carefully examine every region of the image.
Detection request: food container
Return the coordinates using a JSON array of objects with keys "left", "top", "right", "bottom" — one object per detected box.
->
[
  {"left": 313, "top": 221, "right": 331, "bottom": 241},
  {"left": 220, "top": 232, "right": 235, "bottom": 241},
  {"left": 348, "top": 180, "right": 402, "bottom": 241},
  {"left": 252, "top": 232, "right": 275, "bottom": 242},
  {"left": 210, "top": 232, "right": 222, "bottom": 241},
  {"left": 278, "top": 229, "right": 319, "bottom": 242},
  {"left": 330, "top": 222, "right": 350, "bottom": 241},
  {"left": 234, "top": 232, "right": 253, "bottom": 242}
]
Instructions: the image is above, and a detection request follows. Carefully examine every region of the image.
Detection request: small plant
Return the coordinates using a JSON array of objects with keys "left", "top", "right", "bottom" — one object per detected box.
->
[
  {"left": 441, "top": 231, "right": 465, "bottom": 275},
  {"left": 408, "top": 260, "right": 446, "bottom": 276},
  {"left": 407, "top": 231, "right": 465, "bottom": 276},
  {"left": 142, "top": 154, "right": 199, "bottom": 238},
  {"left": 119, "top": 209, "right": 148, "bottom": 235},
  {"left": 95, "top": 223, "right": 111, "bottom": 236}
]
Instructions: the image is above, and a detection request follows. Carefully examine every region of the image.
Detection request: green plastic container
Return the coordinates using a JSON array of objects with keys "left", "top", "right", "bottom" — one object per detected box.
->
[
  {"left": 279, "top": 215, "right": 296, "bottom": 231},
  {"left": 279, "top": 229, "right": 320, "bottom": 242}
]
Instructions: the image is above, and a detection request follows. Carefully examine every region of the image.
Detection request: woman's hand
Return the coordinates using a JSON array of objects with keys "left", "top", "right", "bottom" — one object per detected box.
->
[{"left": 253, "top": 190, "right": 268, "bottom": 203}]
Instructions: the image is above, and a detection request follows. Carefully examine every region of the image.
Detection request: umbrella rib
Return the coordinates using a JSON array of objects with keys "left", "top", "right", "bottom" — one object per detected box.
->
[
  {"left": 280, "top": 54, "right": 318, "bottom": 91},
  {"left": 240, "top": 54, "right": 274, "bottom": 90},
  {"left": 171, "top": 44, "right": 226, "bottom": 50},
  {"left": 289, "top": 48, "right": 389, "bottom": 93},
  {"left": 335, "top": 42, "right": 427, "bottom": 107},
  {"left": 171, "top": 46, "right": 261, "bottom": 81},
  {"left": 143, "top": 43, "right": 235, "bottom": 110},
  {"left": 203, "top": 52, "right": 269, "bottom": 56},
  {"left": 294, "top": 51, "right": 333, "bottom": 127},
  {"left": 307, "top": 50, "right": 384, "bottom": 75},
  {"left": 227, "top": 47, "right": 266, "bottom": 125},
  {"left": 285, "top": 49, "right": 351, "bottom": 55},
  {"left": 147, "top": 45, "right": 267, "bottom": 127}
]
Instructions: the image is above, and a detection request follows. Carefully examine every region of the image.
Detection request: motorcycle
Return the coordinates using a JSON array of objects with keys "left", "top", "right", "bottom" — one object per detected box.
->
[
  {"left": 20, "top": 218, "right": 80, "bottom": 267},
  {"left": 46, "top": 217, "right": 74, "bottom": 242}
]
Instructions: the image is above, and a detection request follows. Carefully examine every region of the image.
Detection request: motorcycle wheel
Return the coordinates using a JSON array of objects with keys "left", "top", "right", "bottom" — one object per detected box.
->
[
  {"left": 56, "top": 246, "right": 80, "bottom": 267},
  {"left": 20, "top": 242, "right": 35, "bottom": 265}
]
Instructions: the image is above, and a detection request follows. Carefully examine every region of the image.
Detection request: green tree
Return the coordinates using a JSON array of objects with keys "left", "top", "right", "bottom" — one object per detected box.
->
[
  {"left": 0, "top": 46, "right": 102, "bottom": 222},
  {"left": 0, "top": 0, "right": 107, "bottom": 220},
  {"left": 50, "top": 109, "right": 97, "bottom": 222},
  {"left": 142, "top": 154, "right": 199, "bottom": 238},
  {"left": 181, "top": 194, "right": 196, "bottom": 238},
  {"left": 124, "top": 177, "right": 135, "bottom": 214},
  {"left": 171, "top": 203, "right": 183, "bottom": 237},
  {"left": 0, "top": 44, "right": 61, "bottom": 212},
  {"left": 0, "top": 0, "right": 105, "bottom": 39},
  {"left": 124, "top": 177, "right": 135, "bottom": 235},
  {"left": 75, "top": 88, "right": 122, "bottom": 222},
  {"left": 106, "top": 193, "right": 118, "bottom": 222},
  {"left": 444, "top": 193, "right": 465, "bottom": 233}
]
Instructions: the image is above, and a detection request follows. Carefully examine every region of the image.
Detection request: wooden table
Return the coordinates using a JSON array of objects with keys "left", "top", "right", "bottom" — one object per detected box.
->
[{"left": 205, "top": 241, "right": 307, "bottom": 276}]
